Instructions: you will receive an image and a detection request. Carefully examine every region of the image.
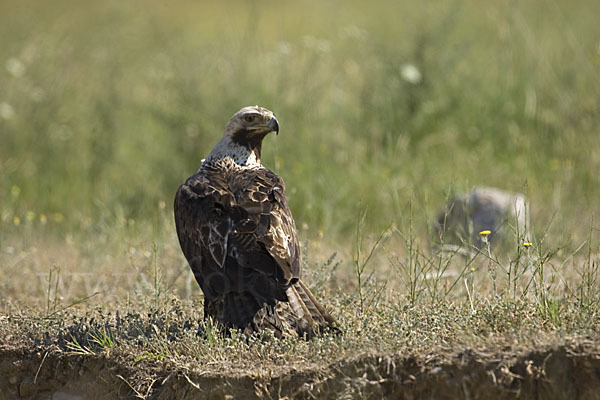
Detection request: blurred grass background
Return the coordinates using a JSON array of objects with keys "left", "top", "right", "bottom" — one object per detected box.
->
[{"left": 1, "top": 0, "right": 599, "bottom": 248}]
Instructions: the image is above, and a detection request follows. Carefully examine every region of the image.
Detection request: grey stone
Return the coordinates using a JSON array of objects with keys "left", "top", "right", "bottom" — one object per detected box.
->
[{"left": 435, "top": 187, "right": 530, "bottom": 249}]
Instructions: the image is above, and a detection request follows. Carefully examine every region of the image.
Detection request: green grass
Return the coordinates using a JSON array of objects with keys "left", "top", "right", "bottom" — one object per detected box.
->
[
  {"left": 0, "top": 0, "right": 600, "bottom": 397},
  {"left": 1, "top": 0, "right": 599, "bottom": 244}
]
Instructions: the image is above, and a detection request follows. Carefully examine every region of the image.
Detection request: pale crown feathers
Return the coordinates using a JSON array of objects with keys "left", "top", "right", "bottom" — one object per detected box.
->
[{"left": 204, "top": 106, "right": 279, "bottom": 169}]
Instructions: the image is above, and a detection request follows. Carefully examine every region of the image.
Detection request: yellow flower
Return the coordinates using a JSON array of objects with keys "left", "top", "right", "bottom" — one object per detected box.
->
[
  {"left": 13, "top": 216, "right": 20, "bottom": 226},
  {"left": 523, "top": 242, "right": 532, "bottom": 247},
  {"left": 479, "top": 230, "right": 491, "bottom": 236},
  {"left": 40, "top": 214, "right": 48, "bottom": 225},
  {"left": 26, "top": 211, "right": 35, "bottom": 222},
  {"left": 52, "top": 213, "right": 64, "bottom": 223}
]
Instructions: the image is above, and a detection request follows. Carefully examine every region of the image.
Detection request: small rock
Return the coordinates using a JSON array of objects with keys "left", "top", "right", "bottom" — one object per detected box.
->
[{"left": 434, "top": 187, "right": 530, "bottom": 249}]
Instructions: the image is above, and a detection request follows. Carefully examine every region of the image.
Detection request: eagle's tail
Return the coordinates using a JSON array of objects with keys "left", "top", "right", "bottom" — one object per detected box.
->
[
  {"left": 283, "top": 280, "right": 338, "bottom": 338},
  {"left": 209, "top": 281, "right": 338, "bottom": 338}
]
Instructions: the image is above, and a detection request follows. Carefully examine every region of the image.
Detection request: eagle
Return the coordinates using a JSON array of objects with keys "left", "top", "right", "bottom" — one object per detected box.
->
[{"left": 174, "top": 106, "right": 336, "bottom": 338}]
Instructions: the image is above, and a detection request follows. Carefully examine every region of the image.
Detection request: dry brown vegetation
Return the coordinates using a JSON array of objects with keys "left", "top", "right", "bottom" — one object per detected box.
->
[{"left": 1, "top": 216, "right": 599, "bottom": 398}]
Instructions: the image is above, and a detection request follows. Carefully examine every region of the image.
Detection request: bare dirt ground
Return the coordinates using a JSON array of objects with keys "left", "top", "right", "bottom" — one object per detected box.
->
[{"left": 1, "top": 335, "right": 599, "bottom": 399}]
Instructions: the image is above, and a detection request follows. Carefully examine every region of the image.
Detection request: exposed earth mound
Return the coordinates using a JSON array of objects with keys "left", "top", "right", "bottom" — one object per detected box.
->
[{"left": 2, "top": 337, "right": 599, "bottom": 399}]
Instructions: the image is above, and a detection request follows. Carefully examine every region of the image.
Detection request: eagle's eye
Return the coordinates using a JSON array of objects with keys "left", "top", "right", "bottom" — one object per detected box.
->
[{"left": 244, "top": 115, "right": 256, "bottom": 123}]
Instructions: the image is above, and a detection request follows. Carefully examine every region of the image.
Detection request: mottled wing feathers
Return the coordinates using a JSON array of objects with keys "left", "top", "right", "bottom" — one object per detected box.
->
[
  {"left": 235, "top": 169, "right": 301, "bottom": 281},
  {"left": 174, "top": 172, "right": 231, "bottom": 272},
  {"left": 174, "top": 165, "right": 300, "bottom": 302}
]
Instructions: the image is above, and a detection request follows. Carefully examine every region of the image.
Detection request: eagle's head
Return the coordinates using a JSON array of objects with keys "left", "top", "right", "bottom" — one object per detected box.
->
[
  {"left": 224, "top": 106, "right": 279, "bottom": 146},
  {"left": 205, "top": 106, "right": 279, "bottom": 167}
]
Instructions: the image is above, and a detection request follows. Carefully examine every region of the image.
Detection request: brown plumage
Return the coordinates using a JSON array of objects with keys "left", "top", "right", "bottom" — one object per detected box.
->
[{"left": 174, "top": 106, "right": 337, "bottom": 338}]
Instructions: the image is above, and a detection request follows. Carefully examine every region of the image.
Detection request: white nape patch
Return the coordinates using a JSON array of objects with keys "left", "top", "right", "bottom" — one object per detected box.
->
[
  {"left": 196, "top": 159, "right": 206, "bottom": 173},
  {"left": 245, "top": 151, "right": 259, "bottom": 166},
  {"left": 203, "top": 136, "right": 262, "bottom": 169}
]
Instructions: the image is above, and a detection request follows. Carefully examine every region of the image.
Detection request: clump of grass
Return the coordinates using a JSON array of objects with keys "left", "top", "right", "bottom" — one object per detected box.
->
[
  {"left": 66, "top": 325, "right": 115, "bottom": 355},
  {"left": 352, "top": 207, "right": 392, "bottom": 313}
]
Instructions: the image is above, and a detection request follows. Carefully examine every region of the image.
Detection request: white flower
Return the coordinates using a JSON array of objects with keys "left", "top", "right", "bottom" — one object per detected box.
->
[
  {"left": 6, "top": 58, "right": 25, "bottom": 78},
  {"left": 400, "top": 63, "right": 422, "bottom": 84}
]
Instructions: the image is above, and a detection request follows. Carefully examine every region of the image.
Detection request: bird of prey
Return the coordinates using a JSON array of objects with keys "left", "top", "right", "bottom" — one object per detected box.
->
[{"left": 174, "top": 106, "right": 336, "bottom": 338}]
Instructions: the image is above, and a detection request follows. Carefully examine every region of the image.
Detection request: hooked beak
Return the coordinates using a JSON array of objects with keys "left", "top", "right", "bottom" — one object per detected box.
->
[{"left": 266, "top": 116, "right": 279, "bottom": 135}]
